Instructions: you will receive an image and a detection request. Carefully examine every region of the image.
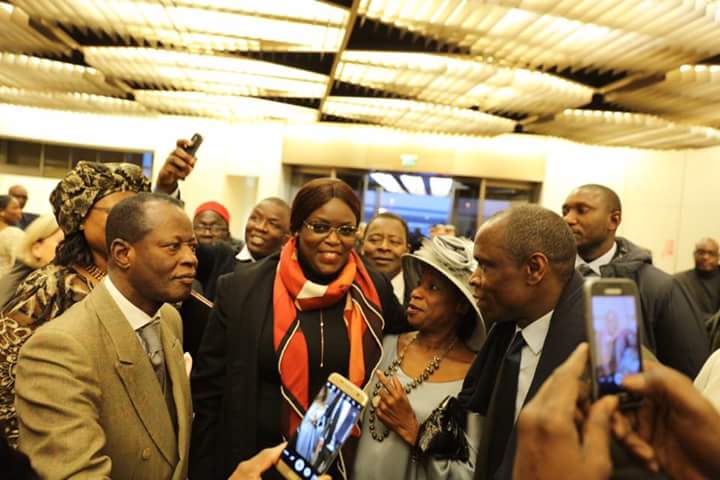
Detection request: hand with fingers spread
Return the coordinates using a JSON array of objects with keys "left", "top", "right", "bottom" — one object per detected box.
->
[
  {"left": 374, "top": 370, "right": 420, "bottom": 445},
  {"left": 513, "top": 343, "right": 618, "bottom": 480},
  {"left": 155, "top": 138, "right": 197, "bottom": 194},
  {"left": 613, "top": 361, "right": 720, "bottom": 480}
]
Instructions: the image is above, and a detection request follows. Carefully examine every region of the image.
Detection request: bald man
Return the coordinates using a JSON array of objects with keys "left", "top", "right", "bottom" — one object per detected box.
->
[
  {"left": 675, "top": 238, "right": 720, "bottom": 320},
  {"left": 8, "top": 185, "right": 38, "bottom": 230}
]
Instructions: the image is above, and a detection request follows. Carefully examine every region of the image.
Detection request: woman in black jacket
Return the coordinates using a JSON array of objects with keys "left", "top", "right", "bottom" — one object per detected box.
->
[{"left": 190, "top": 178, "right": 407, "bottom": 479}]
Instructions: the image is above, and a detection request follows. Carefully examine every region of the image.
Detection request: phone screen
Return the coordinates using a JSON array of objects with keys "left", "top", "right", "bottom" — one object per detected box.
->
[
  {"left": 591, "top": 294, "right": 642, "bottom": 396},
  {"left": 281, "top": 381, "right": 363, "bottom": 478}
]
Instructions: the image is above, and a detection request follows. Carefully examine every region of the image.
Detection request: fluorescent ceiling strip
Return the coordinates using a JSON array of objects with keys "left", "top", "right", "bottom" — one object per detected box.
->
[
  {"left": 337, "top": 51, "right": 593, "bottom": 113},
  {"left": 13, "top": 0, "right": 349, "bottom": 52},
  {"left": 357, "top": 0, "right": 720, "bottom": 73},
  {"left": 370, "top": 173, "right": 405, "bottom": 194},
  {"left": 399, "top": 174, "right": 426, "bottom": 195},
  {"left": 324, "top": 97, "right": 515, "bottom": 135},
  {"left": 84, "top": 47, "right": 327, "bottom": 97},
  {"left": 429, "top": 177, "right": 453, "bottom": 197},
  {"left": 0, "top": 52, "right": 122, "bottom": 96},
  {"left": 0, "top": 3, "right": 69, "bottom": 55},
  {"left": 0, "top": 86, "right": 149, "bottom": 114},
  {"left": 133, "top": 90, "right": 317, "bottom": 122}
]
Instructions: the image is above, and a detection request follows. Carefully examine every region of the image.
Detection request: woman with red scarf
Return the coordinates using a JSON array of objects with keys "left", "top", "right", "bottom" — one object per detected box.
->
[{"left": 190, "top": 178, "right": 408, "bottom": 479}]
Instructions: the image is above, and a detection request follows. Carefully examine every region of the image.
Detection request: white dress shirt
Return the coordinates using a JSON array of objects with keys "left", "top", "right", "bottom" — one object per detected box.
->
[
  {"left": 104, "top": 276, "right": 157, "bottom": 349},
  {"left": 575, "top": 242, "right": 617, "bottom": 276},
  {"left": 235, "top": 244, "right": 255, "bottom": 262},
  {"left": 515, "top": 310, "right": 554, "bottom": 420},
  {"left": 391, "top": 271, "right": 405, "bottom": 304}
]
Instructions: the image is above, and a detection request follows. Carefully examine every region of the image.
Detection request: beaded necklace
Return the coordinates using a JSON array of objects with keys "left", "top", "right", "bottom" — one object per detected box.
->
[{"left": 368, "top": 334, "right": 457, "bottom": 442}]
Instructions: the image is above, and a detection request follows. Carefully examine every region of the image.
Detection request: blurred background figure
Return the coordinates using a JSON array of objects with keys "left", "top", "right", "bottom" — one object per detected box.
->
[
  {"left": 0, "top": 195, "right": 24, "bottom": 274},
  {"left": 428, "top": 224, "right": 447, "bottom": 238},
  {"left": 0, "top": 215, "right": 63, "bottom": 309},
  {"left": 444, "top": 224, "right": 457, "bottom": 237},
  {"left": 7, "top": 186, "right": 38, "bottom": 231},
  {"left": 361, "top": 212, "right": 410, "bottom": 303},
  {"left": 193, "top": 201, "right": 243, "bottom": 252},
  {"left": 675, "top": 237, "right": 720, "bottom": 322}
]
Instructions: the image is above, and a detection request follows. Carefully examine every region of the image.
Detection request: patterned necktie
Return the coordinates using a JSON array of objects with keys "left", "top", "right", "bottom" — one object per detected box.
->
[
  {"left": 138, "top": 318, "right": 165, "bottom": 388},
  {"left": 577, "top": 263, "right": 598, "bottom": 278},
  {"left": 487, "top": 331, "right": 526, "bottom": 476}
]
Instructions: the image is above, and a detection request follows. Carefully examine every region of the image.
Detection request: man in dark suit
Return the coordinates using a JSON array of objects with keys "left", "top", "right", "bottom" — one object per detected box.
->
[
  {"left": 562, "top": 184, "right": 708, "bottom": 377},
  {"left": 459, "top": 204, "right": 586, "bottom": 480},
  {"left": 8, "top": 185, "right": 38, "bottom": 230}
]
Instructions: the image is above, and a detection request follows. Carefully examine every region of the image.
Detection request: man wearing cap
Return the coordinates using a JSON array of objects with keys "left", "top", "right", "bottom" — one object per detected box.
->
[
  {"left": 192, "top": 201, "right": 243, "bottom": 251},
  {"left": 8, "top": 185, "right": 38, "bottom": 231}
]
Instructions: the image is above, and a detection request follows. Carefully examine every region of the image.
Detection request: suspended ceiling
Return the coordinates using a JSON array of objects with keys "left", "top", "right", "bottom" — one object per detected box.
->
[{"left": 0, "top": 0, "right": 719, "bottom": 149}]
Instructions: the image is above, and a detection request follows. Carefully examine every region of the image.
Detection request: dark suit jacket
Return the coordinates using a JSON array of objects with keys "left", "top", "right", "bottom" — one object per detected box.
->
[
  {"left": 17, "top": 212, "right": 38, "bottom": 231},
  {"left": 189, "top": 253, "right": 408, "bottom": 479}
]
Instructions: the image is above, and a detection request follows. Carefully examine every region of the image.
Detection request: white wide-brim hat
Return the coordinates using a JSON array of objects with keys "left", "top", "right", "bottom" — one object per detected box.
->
[{"left": 401, "top": 235, "right": 486, "bottom": 351}]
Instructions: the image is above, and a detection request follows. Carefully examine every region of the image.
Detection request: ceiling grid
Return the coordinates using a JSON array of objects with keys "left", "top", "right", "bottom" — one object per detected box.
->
[{"left": 0, "top": 0, "right": 717, "bottom": 148}]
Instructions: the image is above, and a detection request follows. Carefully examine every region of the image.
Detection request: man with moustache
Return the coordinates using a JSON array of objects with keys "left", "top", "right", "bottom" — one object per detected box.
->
[
  {"left": 675, "top": 237, "right": 720, "bottom": 321},
  {"left": 361, "top": 212, "right": 411, "bottom": 303},
  {"left": 562, "top": 184, "right": 708, "bottom": 377},
  {"left": 15, "top": 193, "right": 197, "bottom": 479}
]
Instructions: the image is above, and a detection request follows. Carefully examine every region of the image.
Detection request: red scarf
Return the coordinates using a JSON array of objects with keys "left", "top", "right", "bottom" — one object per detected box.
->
[{"left": 273, "top": 237, "right": 384, "bottom": 436}]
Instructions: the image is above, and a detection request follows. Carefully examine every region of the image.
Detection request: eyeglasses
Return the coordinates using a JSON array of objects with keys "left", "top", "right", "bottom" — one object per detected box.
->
[
  {"left": 303, "top": 221, "right": 357, "bottom": 238},
  {"left": 194, "top": 224, "right": 228, "bottom": 234}
]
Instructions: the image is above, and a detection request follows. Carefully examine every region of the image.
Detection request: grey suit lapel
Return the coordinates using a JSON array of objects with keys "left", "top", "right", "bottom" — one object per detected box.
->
[
  {"left": 159, "top": 306, "right": 191, "bottom": 473},
  {"left": 90, "top": 284, "right": 177, "bottom": 465}
]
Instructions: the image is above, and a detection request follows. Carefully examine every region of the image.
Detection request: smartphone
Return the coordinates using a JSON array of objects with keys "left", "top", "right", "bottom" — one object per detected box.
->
[
  {"left": 183, "top": 133, "right": 203, "bottom": 156},
  {"left": 584, "top": 278, "right": 643, "bottom": 407},
  {"left": 276, "top": 373, "right": 368, "bottom": 480}
]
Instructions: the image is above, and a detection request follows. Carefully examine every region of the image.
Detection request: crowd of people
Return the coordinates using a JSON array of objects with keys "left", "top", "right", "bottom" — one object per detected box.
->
[{"left": 0, "top": 137, "right": 719, "bottom": 480}]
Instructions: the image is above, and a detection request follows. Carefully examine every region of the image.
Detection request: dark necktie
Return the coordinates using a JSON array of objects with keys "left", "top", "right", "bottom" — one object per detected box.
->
[
  {"left": 577, "top": 263, "right": 598, "bottom": 278},
  {"left": 487, "top": 331, "right": 526, "bottom": 476}
]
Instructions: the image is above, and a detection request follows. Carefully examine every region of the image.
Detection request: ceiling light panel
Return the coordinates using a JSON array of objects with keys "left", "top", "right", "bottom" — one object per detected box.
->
[
  {"left": 429, "top": 177, "right": 453, "bottom": 197},
  {"left": 337, "top": 51, "right": 593, "bottom": 114},
  {"left": 13, "top": 0, "right": 349, "bottom": 52},
  {"left": 370, "top": 173, "right": 405, "bottom": 194},
  {"left": 0, "top": 86, "right": 149, "bottom": 115},
  {"left": 133, "top": 90, "right": 317, "bottom": 122},
  {"left": 0, "top": 3, "right": 69, "bottom": 55},
  {"left": 324, "top": 97, "right": 515, "bottom": 135},
  {"left": 358, "top": 0, "right": 720, "bottom": 73},
  {"left": 84, "top": 47, "right": 328, "bottom": 97},
  {"left": 399, "top": 174, "right": 426, "bottom": 195},
  {"left": 527, "top": 109, "right": 720, "bottom": 149},
  {"left": 607, "top": 65, "right": 720, "bottom": 127},
  {"left": 0, "top": 52, "right": 123, "bottom": 96}
]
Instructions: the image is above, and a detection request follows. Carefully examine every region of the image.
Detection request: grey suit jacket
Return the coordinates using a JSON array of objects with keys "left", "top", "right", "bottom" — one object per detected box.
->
[{"left": 15, "top": 283, "right": 192, "bottom": 480}]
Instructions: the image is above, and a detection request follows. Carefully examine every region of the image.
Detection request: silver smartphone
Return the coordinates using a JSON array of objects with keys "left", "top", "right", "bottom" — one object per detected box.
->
[
  {"left": 276, "top": 373, "right": 368, "bottom": 480},
  {"left": 584, "top": 278, "right": 643, "bottom": 407}
]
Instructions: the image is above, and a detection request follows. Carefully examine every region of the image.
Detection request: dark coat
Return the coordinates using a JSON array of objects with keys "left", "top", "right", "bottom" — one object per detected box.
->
[
  {"left": 461, "top": 272, "right": 660, "bottom": 480},
  {"left": 601, "top": 238, "right": 709, "bottom": 378},
  {"left": 189, "top": 253, "right": 408, "bottom": 480}
]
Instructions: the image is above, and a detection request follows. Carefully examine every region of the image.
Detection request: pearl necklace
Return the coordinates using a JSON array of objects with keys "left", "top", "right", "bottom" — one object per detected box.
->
[{"left": 368, "top": 334, "right": 458, "bottom": 442}]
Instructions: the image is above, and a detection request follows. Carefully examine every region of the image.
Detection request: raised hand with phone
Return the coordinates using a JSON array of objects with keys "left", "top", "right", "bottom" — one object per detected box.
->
[{"left": 155, "top": 134, "right": 202, "bottom": 194}]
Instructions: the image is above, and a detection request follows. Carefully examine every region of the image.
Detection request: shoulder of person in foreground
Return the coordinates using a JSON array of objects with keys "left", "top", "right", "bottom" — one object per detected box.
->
[{"left": 15, "top": 313, "right": 111, "bottom": 479}]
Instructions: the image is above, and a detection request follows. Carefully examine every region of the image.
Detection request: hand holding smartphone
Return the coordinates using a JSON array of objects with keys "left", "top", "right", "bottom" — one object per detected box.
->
[
  {"left": 276, "top": 373, "right": 368, "bottom": 480},
  {"left": 584, "top": 278, "right": 643, "bottom": 408}
]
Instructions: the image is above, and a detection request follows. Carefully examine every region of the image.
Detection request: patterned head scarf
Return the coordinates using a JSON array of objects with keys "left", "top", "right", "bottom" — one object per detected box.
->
[{"left": 50, "top": 161, "right": 151, "bottom": 235}]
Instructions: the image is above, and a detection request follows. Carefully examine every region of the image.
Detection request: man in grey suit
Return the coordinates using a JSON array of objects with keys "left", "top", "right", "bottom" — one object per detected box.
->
[{"left": 15, "top": 192, "right": 197, "bottom": 479}]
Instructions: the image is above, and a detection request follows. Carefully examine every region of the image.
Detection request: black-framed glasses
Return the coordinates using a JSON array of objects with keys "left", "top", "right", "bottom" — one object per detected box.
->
[
  {"left": 194, "top": 224, "right": 228, "bottom": 234},
  {"left": 303, "top": 221, "right": 357, "bottom": 238}
]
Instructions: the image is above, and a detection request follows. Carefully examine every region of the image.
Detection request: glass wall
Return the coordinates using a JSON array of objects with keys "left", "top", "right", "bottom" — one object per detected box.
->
[{"left": 289, "top": 167, "right": 540, "bottom": 239}]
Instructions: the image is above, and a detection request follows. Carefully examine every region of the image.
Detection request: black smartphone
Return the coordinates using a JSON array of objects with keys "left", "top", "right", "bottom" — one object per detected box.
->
[
  {"left": 276, "top": 373, "right": 368, "bottom": 479},
  {"left": 183, "top": 133, "right": 203, "bottom": 156},
  {"left": 584, "top": 278, "right": 643, "bottom": 407}
]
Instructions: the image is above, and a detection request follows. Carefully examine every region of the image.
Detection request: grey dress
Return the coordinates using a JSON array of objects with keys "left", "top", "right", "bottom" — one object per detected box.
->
[{"left": 352, "top": 335, "right": 476, "bottom": 480}]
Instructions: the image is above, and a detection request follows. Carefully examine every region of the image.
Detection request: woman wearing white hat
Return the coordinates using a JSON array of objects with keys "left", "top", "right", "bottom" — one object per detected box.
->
[{"left": 352, "top": 235, "right": 486, "bottom": 480}]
